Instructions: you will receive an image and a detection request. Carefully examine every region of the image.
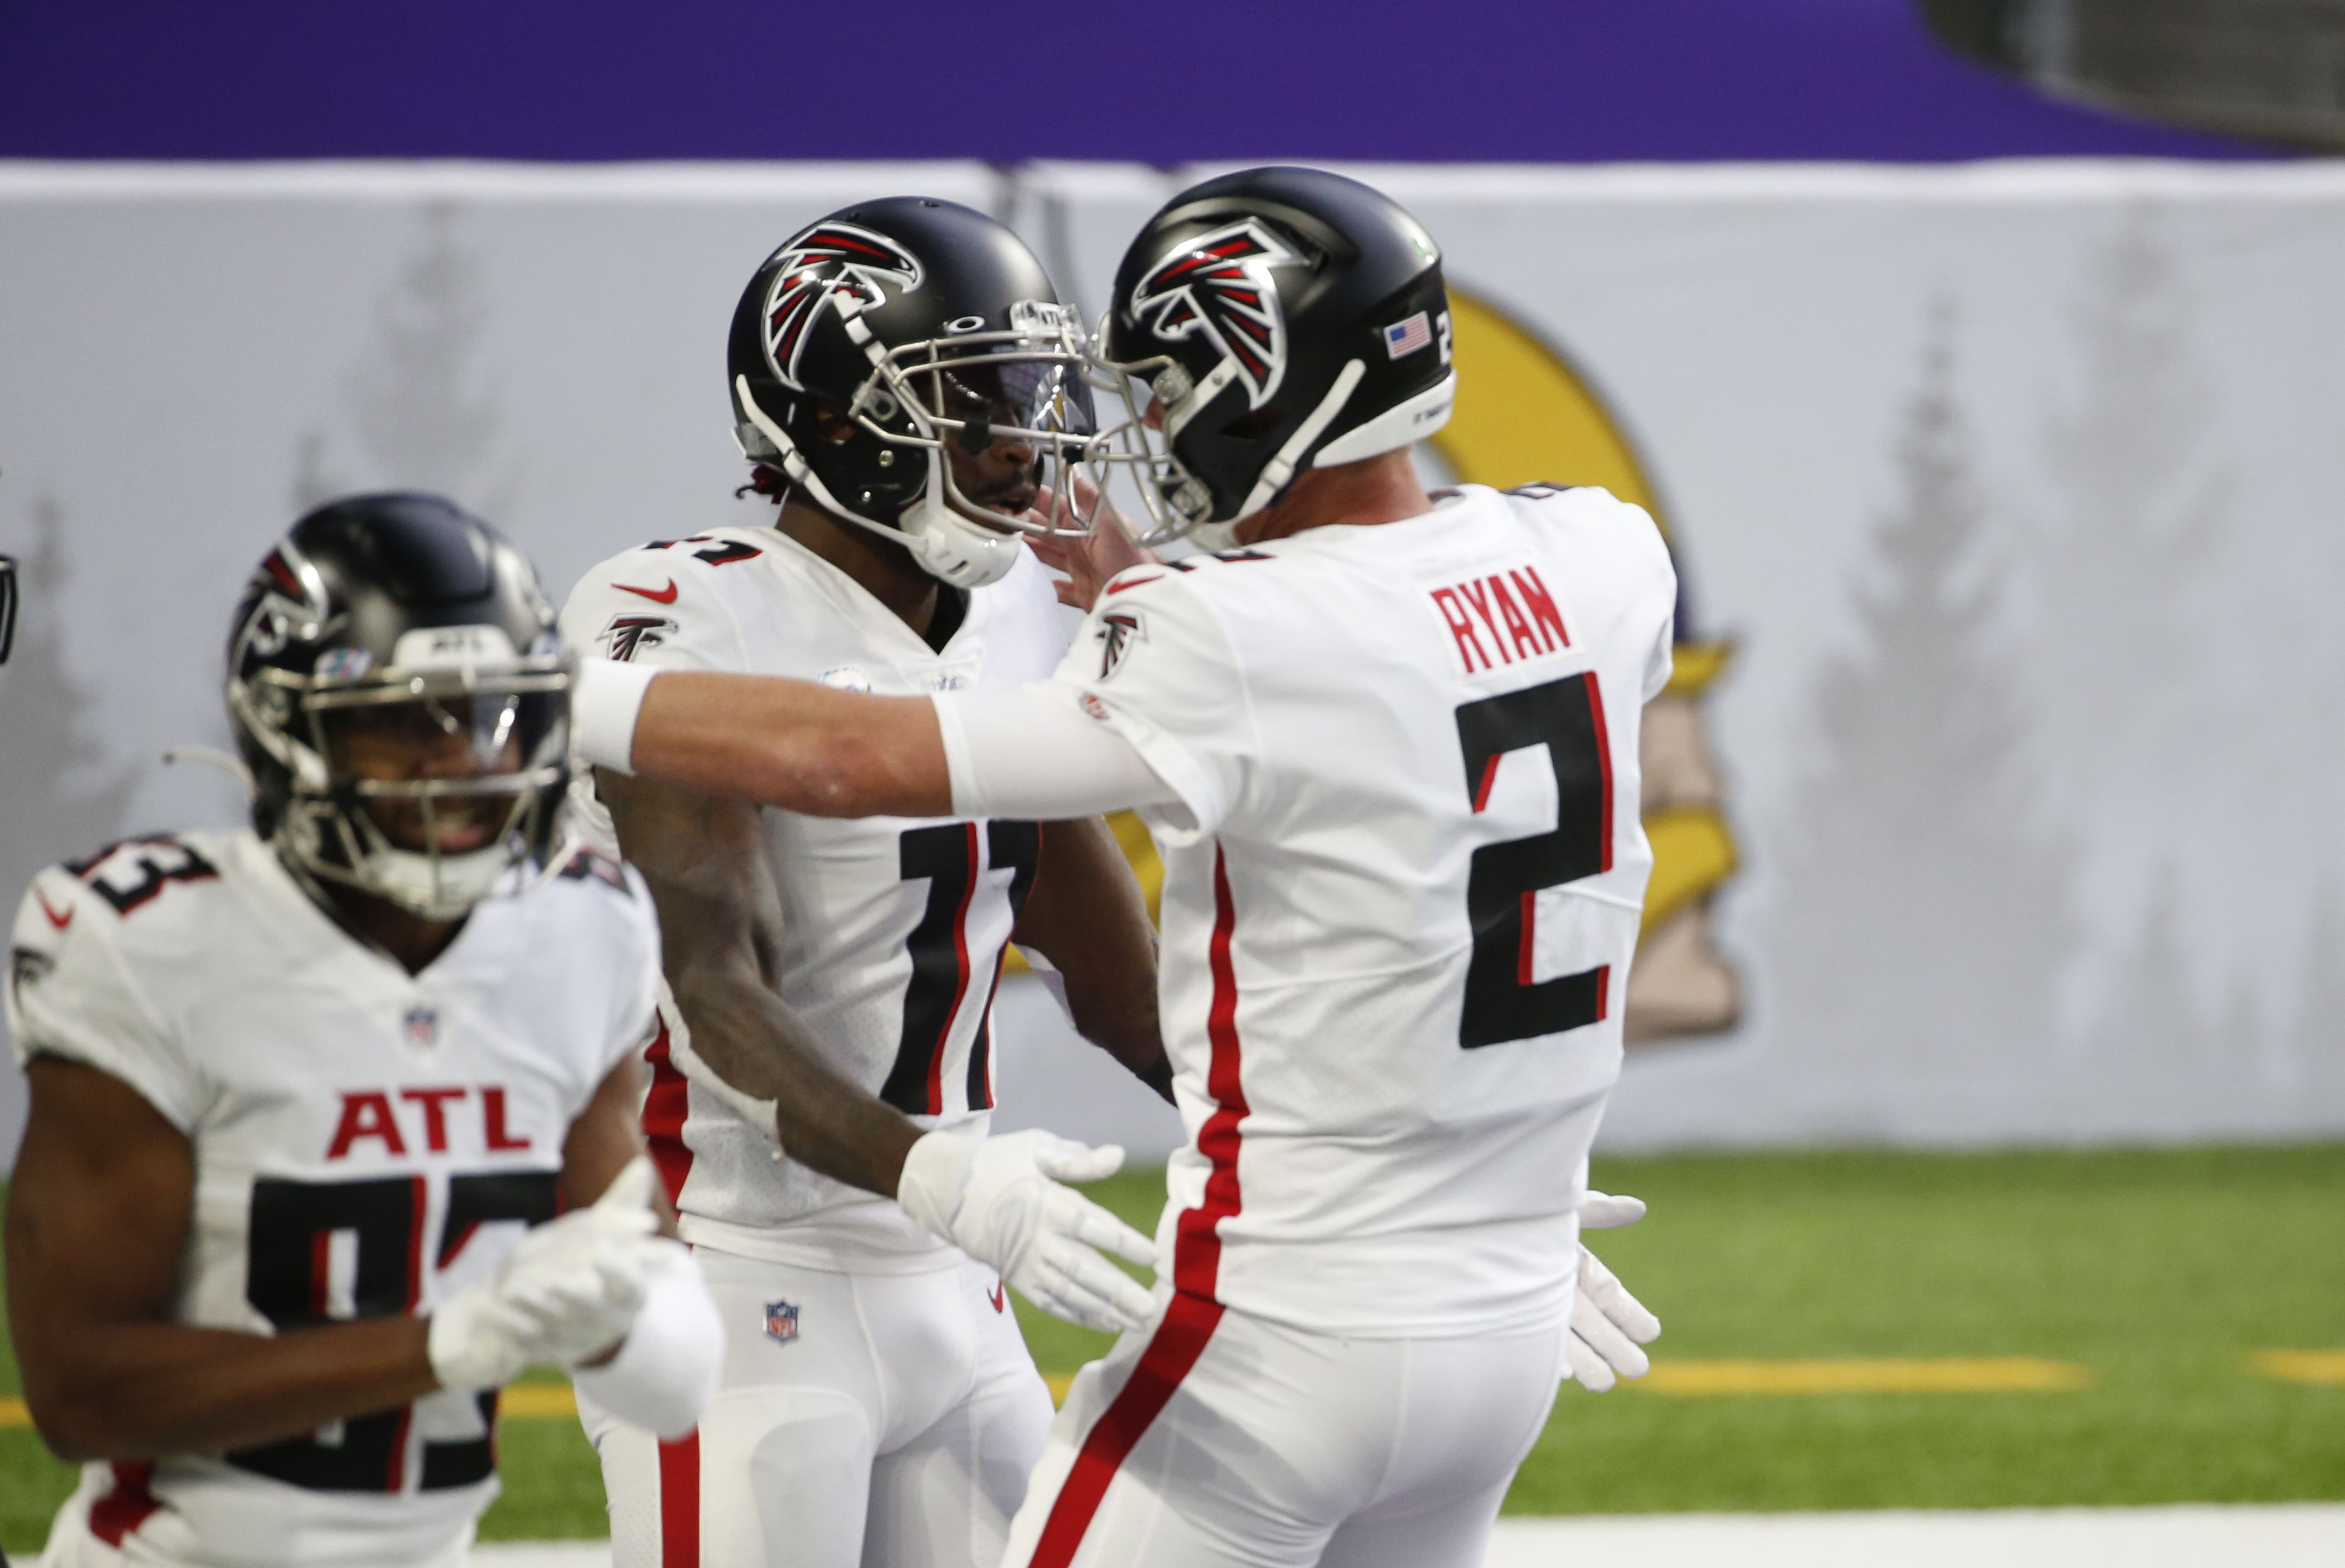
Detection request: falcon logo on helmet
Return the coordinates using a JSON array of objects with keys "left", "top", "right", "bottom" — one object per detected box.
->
[
  {"left": 1130, "top": 220, "right": 1299, "bottom": 410},
  {"left": 759, "top": 223, "right": 926, "bottom": 391}
]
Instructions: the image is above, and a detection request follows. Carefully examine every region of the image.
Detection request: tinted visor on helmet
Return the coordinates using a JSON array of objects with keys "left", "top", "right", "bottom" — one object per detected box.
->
[
  {"left": 271, "top": 663, "right": 570, "bottom": 917},
  {"left": 853, "top": 309, "right": 1113, "bottom": 539}
]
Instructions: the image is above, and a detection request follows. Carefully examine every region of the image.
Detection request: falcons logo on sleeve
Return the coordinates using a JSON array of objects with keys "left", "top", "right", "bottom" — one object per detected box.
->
[
  {"left": 1130, "top": 220, "right": 1299, "bottom": 409},
  {"left": 601, "top": 613, "right": 677, "bottom": 663},
  {"left": 759, "top": 222, "right": 926, "bottom": 390}
]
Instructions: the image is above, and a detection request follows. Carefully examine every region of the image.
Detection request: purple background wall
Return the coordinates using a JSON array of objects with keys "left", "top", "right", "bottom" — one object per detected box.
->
[{"left": 0, "top": 0, "right": 2274, "bottom": 164}]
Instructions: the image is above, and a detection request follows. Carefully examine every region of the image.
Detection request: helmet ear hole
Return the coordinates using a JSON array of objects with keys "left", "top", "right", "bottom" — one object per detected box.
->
[{"left": 1224, "top": 404, "right": 1286, "bottom": 442}]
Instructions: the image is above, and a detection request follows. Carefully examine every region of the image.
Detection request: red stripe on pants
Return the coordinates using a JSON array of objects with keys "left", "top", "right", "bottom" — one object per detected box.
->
[
  {"left": 1028, "top": 843, "right": 1249, "bottom": 1568},
  {"left": 658, "top": 1430, "right": 699, "bottom": 1567},
  {"left": 1028, "top": 1293, "right": 1225, "bottom": 1568}
]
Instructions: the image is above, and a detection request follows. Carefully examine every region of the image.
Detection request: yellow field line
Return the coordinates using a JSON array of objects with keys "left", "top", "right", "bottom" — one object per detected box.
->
[
  {"left": 499, "top": 1383, "right": 582, "bottom": 1418},
  {"left": 1633, "top": 1358, "right": 2092, "bottom": 1395},
  {"left": 2249, "top": 1349, "right": 2345, "bottom": 1385},
  {"left": 1, "top": 1357, "right": 2117, "bottom": 1433}
]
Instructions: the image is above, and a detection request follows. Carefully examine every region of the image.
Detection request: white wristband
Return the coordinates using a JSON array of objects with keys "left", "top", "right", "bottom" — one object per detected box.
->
[
  {"left": 570, "top": 1241, "right": 724, "bottom": 1441},
  {"left": 572, "top": 659, "right": 656, "bottom": 775}
]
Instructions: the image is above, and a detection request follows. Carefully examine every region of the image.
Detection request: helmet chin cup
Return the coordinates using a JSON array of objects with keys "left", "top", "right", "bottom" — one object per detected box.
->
[
  {"left": 901, "top": 492, "right": 1023, "bottom": 588},
  {"left": 360, "top": 840, "right": 515, "bottom": 920}
]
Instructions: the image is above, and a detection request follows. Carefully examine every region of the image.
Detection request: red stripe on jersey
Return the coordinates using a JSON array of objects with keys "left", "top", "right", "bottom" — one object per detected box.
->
[
  {"left": 1596, "top": 965, "right": 1611, "bottom": 1022},
  {"left": 1471, "top": 753, "right": 1501, "bottom": 814},
  {"left": 642, "top": 1022, "right": 696, "bottom": 1206},
  {"left": 658, "top": 1431, "right": 700, "bottom": 1567},
  {"left": 924, "top": 823, "right": 983, "bottom": 1116},
  {"left": 1026, "top": 1291, "right": 1225, "bottom": 1568},
  {"left": 1518, "top": 889, "right": 1538, "bottom": 987},
  {"left": 1583, "top": 670, "right": 1615, "bottom": 874},
  {"left": 310, "top": 1230, "right": 333, "bottom": 1319},
  {"left": 89, "top": 1461, "right": 161, "bottom": 1545},
  {"left": 966, "top": 946, "right": 1011, "bottom": 1112},
  {"left": 1172, "top": 845, "right": 1250, "bottom": 1302},
  {"left": 403, "top": 1176, "right": 427, "bottom": 1311},
  {"left": 381, "top": 1172, "right": 427, "bottom": 1492}
]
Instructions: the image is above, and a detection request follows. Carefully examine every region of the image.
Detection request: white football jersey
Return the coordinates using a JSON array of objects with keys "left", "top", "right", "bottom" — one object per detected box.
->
[
  {"left": 5, "top": 828, "right": 659, "bottom": 1567},
  {"left": 1057, "top": 483, "right": 1676, "bottom": 1339},
  {"left": 559, "top": 525, "right": 1065, "bottom": 1268}
]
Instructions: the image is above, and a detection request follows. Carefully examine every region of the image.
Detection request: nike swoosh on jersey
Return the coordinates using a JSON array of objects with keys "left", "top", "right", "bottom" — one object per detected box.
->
[
  {"left": 617, "top": 579, "right": 680, "bottom": 604},
  {"left": 33, "top": 887, "right": 72, "bottom": 930}
]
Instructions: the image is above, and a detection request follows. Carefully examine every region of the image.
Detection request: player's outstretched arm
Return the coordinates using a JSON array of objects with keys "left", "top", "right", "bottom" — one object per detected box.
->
[
  {"left": 7, "top": 1059, "right": 442, "bottom": 1462},
  {"left": 596, "top": 767, "right": 928, "bottom": 1196},
  {"left": 1011, "top": 816, "right": 1172, "bottom": 1102},
  {"left": 576, "top": 661, "right": 952, "bottom": 820}
]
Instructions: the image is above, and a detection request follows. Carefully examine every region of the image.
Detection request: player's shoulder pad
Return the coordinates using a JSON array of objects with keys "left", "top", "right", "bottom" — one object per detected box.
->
[
  {"left": 538, "top": 845, "right": 655, "bottom": 929},
  {"left": 9, "top": 833, "right": 230, "bottom": 1010},
  {"left": 25, "top": 833, "right": 232, "bottom": 936},
  {"left": 561, "top": 530, "right": 772, "bottom": 662},
  {"left": 551, "top": 844, "right": 639, "bottom": 899},
  {"left": 1504, "top": 482, "right": 1673, "bottom": 573},
  {"left": 1097, "top": 546, "right": 1276, "bottom": 598},
  {"left": 524, "top": 847, "right": 658, "bottom": 990}
]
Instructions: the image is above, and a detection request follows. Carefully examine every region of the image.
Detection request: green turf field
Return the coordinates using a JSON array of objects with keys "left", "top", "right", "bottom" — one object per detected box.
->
[{"left": 6, "top": 1144, "right": 2344, "bottom": 1551}]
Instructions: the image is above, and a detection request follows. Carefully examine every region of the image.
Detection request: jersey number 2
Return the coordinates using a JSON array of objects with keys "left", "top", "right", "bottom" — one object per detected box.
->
[{"left": 1455, "top": 672, "right": 1615, "bottom": 1049}]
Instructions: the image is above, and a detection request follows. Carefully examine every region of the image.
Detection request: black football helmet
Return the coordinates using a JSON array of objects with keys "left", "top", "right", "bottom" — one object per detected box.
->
[
  {"left": 1093, "top": 166, "right": 1457, "bottom": 547},
  {"left": 225, "top": 493, "right": 570, "bottom": 920},
  {"left": 726, "top": 196, "right": 1099, "bottom": 588}
]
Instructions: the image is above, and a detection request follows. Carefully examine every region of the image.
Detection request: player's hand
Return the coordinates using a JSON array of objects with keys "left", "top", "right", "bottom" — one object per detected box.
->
[
  {"left": 1562, "top": 1189, "right": 1661, "bottom": 1392},
  {"left": 427, "top": 1157, "right": 671, "bottom": 1389},
  {"left": 897, "top": 1128, "right": 1159, "bottom": 1334},
  {"left": 1023, "top": 472, "right": 1155, "bottom": 612}
]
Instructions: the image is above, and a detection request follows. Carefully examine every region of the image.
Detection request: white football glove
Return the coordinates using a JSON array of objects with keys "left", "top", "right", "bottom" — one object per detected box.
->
[
  {"left": 897, "top": 1128, "right": 1159, "bottom": 1334},
  {"left": 428, "top": 1157, "right": 670, "bottom": 1390},
  {"left": 1564, "top": 1189, "right": 1662, "bottom": 1393}
]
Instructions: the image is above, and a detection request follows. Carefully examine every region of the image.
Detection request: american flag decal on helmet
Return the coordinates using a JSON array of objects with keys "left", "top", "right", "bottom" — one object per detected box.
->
[
  {"left": 1131, "top": 220, "right": 1299, "bottom": 409},
  {"left": 759, "top": 222, "right": 926, "bottom": 391}
]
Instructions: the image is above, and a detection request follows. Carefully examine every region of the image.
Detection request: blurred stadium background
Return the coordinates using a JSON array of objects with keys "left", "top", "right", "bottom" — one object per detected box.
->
[{"left": 4, "top": 1, "right": 2343, "bottom": 1560}]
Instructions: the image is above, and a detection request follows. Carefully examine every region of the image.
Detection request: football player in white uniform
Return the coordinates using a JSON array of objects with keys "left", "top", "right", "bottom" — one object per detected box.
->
[
  {"left": 566, "top": 168, "right": 1670, "bottom": 1568},
  {"left": 6, "top": 495, "right": 723, "bottom": 1568},
  {"left": 557, "top": 198, "right": 1169, "bottom": 1568}
]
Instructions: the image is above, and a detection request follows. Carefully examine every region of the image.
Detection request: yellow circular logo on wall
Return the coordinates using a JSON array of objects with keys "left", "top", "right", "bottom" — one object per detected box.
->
[{"left": 1430, "top": 289, "right": 1741, "bottom": 1040}]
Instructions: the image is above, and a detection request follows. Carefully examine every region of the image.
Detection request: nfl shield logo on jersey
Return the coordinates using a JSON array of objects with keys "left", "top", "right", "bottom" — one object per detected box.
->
[
  {"left": 403, "top": 1007, "right": 438, "bottom": 1049},
  {"left": 765, "top": 1299, "right": 800, "bottom": 1344}
]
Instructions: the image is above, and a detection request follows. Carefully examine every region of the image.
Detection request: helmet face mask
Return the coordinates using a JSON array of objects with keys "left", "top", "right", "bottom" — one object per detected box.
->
[
  {"left": 226, "top": 497, "right": 572, "bottom": 923},
  {"left": 1090, "top": 169, "right": 1462, "bottom": 547},
  {"left": 727, "top": 202, "right": 1111, "bottom": 587}
]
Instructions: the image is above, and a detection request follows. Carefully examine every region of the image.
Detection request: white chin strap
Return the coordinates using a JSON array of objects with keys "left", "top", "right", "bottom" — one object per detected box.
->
[
  {"left": 735, "top": 374, "right": 1021, "bottom": 590},
  {"left": 894, "top": 450, "right": 1023, "bottom": 588}
]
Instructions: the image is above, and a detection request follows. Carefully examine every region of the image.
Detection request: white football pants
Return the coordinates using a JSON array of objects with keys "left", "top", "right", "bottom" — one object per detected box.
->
[
  {"left": 580, "top": 1248, "right": 1054, "bottom": 1568},
  {"left": 1000, "top": 1295, "right": 1567, "bottom": 1568}
]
